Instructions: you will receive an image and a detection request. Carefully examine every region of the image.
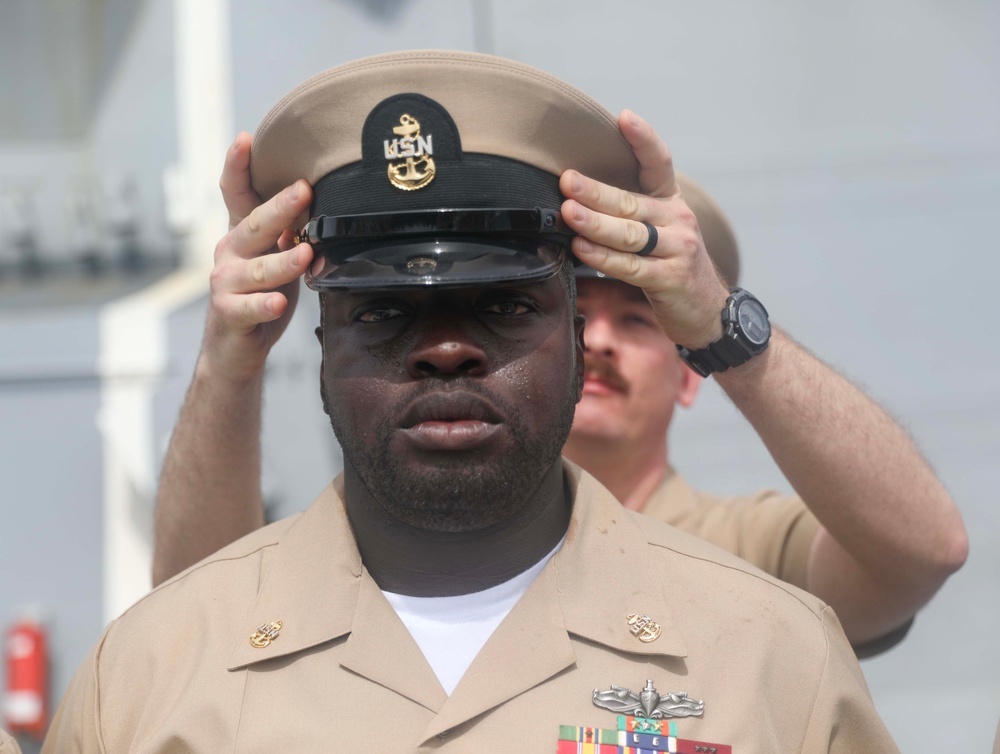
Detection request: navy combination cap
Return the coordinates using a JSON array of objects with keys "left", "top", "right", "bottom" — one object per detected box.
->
[{"left": 250, "top": 50, "right": 739, "bottom": 289}]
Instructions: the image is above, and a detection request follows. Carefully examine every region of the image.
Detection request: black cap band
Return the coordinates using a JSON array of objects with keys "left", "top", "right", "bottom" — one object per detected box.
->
[
  {"left": 312, "top": 153, "right": 565, "bottom": 217},
  {"left": 303, "top": 92, "right": 571, "bottom": 290}
]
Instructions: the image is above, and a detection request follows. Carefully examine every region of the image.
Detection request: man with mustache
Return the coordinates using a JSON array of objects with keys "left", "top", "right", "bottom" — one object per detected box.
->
[
  {"left": 559, "top": 191, "right": 968, "bottom": 654},
  {"left": 149, "top": 55, "right": 965, "bottom": 659},
  {"left": 44, "top": 50, "right": 901, "bottom": 752}
]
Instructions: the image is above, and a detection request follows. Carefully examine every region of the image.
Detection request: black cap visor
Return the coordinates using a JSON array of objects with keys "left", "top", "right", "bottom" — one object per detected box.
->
[
  {"left": 303, "top": 208, "right": 573, "bottom": 290},
  {"left": 572, "top": 257, "right": 618, "bottom": 281}
]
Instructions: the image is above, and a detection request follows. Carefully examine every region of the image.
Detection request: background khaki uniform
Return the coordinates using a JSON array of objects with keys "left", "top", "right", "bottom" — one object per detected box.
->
[
  {"left": 647, "top": 474, "right": 911, "bottom": 658},
  {"left": 43, "top": 464, "right": 899, "bottom": 753},
  {"left": 642, "top": 473, "right": 820, "bottom": 589}
]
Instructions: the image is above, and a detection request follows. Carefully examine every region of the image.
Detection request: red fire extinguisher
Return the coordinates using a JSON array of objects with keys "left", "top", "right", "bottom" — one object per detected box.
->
[{"left": 4, "top": 613, "right": 48, "bottom": 738}]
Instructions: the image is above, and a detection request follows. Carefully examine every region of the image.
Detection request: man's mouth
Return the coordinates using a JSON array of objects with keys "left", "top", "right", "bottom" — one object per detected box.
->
[{"left": 397, "top": 392, "right": 505, "bottom": 451}]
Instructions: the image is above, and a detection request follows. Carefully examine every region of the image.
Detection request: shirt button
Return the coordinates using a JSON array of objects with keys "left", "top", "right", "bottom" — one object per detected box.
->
[{"left": 437, "top": 729, "right": 453, "bottom": 739}]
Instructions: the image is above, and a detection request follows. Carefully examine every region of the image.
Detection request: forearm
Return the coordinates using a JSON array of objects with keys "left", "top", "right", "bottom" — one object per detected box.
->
[
  {"left": 149, "top": 135, "right": 314, "bottom": 587},
  {"left": 152, "top": 359, "right": 267, "bottom": 586},
  {"left": 555, "top": 113, "right": 967, "bottom": 643},
  {"left": 716, "top": 328, "right": 968, "bottom": 641}
]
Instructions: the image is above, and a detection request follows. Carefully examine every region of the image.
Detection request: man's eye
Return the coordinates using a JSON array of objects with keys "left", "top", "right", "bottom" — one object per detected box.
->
[
  {"left": 624, "top": 314, "right": 656, "bottom": 329},
  {"left": 483, "top": 301, "right": 531, "bottom": 316},
  {"left": 358, "top": 307, "right": 405, "bottom": 323}
]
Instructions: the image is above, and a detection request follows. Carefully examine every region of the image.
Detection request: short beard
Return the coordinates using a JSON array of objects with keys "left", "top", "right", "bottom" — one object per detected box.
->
[{"left": 325, "top": 377, "right": 578, "bottom": 534}]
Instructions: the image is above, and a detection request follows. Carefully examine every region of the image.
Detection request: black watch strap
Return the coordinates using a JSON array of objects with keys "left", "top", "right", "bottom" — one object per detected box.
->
[
  {"left": 677, "top": 288, "right": 770, "bottom": 378},
  {"left": 677, "top": 338, "right": 747, "bottom": 377}
]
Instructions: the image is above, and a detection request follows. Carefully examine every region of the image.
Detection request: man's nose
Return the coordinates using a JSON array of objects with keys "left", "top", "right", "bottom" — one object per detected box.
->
[
  {"left": 406, "top": 320, "right": 488, "bottom": 378},
  {"left": 582, "top": 312, "right": 617, "bottom": 356}
]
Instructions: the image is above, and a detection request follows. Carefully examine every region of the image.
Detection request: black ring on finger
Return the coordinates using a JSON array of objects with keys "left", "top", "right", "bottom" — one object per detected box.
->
[{"left": 638, "top": 222, "right": 658, "bottom": 256}]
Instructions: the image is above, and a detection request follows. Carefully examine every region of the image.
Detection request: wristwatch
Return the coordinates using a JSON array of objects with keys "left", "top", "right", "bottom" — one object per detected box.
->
[{"left": 677, "top": 288, "right": 771, "bottom": 377}]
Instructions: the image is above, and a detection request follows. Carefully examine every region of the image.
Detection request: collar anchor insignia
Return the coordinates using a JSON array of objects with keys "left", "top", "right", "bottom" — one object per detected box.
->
[
  {"left": 626, "top": 612, "right": 661, "bottom": 642},
  {"left": 249, "top": 620, "right": 283, "bottom": 648},
  {"left": 593, "top": 679, "right": 704, "bottom": 719}
]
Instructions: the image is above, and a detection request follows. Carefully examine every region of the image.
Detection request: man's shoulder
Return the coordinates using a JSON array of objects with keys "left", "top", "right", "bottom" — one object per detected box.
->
[
  {"left": 70, "top": 484, "right": 357, "bottom": 750},
  {"left": 0, "top": 727, "right": 22, "bottom": 754},
  {"left": 628, "top": 502, "right": 825, "bottom": 614},
  {"left": 159, "top": 513, "right": 302, "bottom": 588},
  {"left": 571, "top": 465, "right": 818, "bottom": 603},
  {"left": 110, "top": 480, "right": 348, "bottom": 634},
  {"left": 640, "top": 472, "right": 820, "bottom": 589},
  {"left": 567, "top": 466, "right": 848, "bottom": 689},
  {"left": 617, "top": 503, "right": 849, "bottom": 679},
  {"left": 106, "top": 514, "right": 301, "bottom": 638},
  {"left": 564, "top": 463, "right": 829, "bottom": 636}
]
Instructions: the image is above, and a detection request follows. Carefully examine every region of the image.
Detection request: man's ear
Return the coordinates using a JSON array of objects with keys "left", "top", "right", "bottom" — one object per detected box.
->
[
  {"left": 676, "top": 363, "right": 703, "bottom": 409},
  {"left": 320, "top": 372, "right": 329, "bottom": 414},
  {"left": 316, "top": 325, "right": 330, "bottom": 415},
  {"left": 573, "top": 314, "right": 586, "bottom": 402}
]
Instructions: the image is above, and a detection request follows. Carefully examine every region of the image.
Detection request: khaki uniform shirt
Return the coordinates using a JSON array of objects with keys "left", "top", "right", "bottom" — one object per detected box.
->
[
  {"left": 44, "top": 463, "right": 898, "bottom": 753},
  {"left": 642, "top": 473, "right": 820, "bottom": 591},
  {"left": 0, "top": 729, "right": 23, "bottom": 754},
  {"left": 646, "top": 474, "right": 911, "bottom": 658}
]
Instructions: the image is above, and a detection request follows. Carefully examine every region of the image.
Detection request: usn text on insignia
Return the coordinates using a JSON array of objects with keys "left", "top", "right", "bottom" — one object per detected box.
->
[
  {"left": 385, "top": 114, "right": 435, "bottom": 191},
  {"left": 593, "top": 679, "right": 704, "bottom": 719},
  {"left": 249, "top": 620, "right": 282, "bottom": 648},
  {"left": 626, "top": 612, "right": 662, "bottom": 642}
]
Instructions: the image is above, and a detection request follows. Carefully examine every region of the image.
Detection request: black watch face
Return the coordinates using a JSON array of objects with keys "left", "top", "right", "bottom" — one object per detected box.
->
[{"left": 737, "top": 299, "right": 771, "bottom": 345}]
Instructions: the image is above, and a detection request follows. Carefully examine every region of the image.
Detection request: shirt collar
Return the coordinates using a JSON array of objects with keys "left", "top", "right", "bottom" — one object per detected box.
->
[
  {"left": 228, "top": 477, "right": 362, "bottom": 671},
  {"left": 228, "top": 462, "right": 688, "bottom": 672}
]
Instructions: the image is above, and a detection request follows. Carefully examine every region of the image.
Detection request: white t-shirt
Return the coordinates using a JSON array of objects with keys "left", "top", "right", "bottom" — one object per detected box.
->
[{"left": 382, "top": 539, "right": 563, "bottom": 695}]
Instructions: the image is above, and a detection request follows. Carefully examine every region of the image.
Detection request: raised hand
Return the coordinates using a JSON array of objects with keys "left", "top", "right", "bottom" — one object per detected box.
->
[
  {"left": 560, "top": 110, "right": 730, "bottom": 350},
  {"left": 202, "top": 132, "right": 315, "bottom": 383}
]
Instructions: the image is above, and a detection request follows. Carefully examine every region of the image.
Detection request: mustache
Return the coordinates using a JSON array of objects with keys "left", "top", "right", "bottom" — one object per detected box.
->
[{"left": 583, "top": 356, "right": 630, "bottom": 394}]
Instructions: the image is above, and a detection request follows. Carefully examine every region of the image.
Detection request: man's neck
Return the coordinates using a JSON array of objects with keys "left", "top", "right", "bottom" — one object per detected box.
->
[
  {"left": 343, "top": 461, "right": 570, "bottom": 597},
  {"left": 564, "top": 435, "right": 670, "bottom": 512}
]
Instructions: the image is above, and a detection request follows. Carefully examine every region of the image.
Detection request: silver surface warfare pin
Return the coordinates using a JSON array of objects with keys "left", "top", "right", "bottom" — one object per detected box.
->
[{"left": 593, "top": 679, "right": 704, "bottom": 719}]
